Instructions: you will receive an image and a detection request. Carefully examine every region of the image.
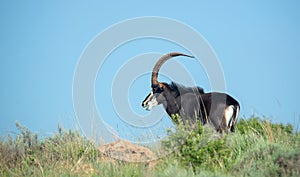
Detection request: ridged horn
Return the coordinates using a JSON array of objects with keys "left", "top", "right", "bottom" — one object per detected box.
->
[{"left": 151, "top": 52, "right": 194, "bottom": 87}]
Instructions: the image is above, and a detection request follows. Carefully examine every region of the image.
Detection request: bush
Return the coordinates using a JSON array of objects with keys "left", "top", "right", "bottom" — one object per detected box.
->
[
  {"left": 0, "top": 122, "right": 40, "bottom": 169},
  {"left": 162, "top": 115, "right": 300, "bottom": 176},
  {"left": 0, "top": 122, "right": 99, "bottom": 176},
  {"left": 275, "top": 150, "right": 300, "bottom": 176},
  {"left": 162, "top": 117, "right": 232, "bottom": 172},
  {"left": 237, "top": 116, "right": 294, "bottom": 136}
]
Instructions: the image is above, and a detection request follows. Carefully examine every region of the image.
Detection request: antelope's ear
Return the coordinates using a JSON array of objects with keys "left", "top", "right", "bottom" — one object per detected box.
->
[
  {"left": 152, "top": 83, "right": 164, "bottom": 92},
  {"left": 159, "top": 83, "right": 164, "bottom": 89},
  {"left": 158, "top": 83, "right": 165, "bottom": 91}
]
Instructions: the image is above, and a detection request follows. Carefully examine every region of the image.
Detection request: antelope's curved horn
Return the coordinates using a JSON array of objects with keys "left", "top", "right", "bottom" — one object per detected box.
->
[{"left": 151, "top": 52, "right": 194, "bottom": 87}]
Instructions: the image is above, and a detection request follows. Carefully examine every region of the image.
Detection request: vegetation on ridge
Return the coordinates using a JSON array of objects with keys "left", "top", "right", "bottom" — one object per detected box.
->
[{"left": 0, "top": 116, "right": 299, "bottom": 176}]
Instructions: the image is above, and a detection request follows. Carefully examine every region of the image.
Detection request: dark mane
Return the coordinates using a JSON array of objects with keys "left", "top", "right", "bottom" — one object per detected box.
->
[{"left": 169, "top": 82, "right": 204, "bottom": 95}]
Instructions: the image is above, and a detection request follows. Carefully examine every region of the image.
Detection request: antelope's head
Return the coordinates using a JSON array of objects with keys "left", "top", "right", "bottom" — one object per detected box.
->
[{"left": 142, "top": 52, "right": 194, "bottom": 111}]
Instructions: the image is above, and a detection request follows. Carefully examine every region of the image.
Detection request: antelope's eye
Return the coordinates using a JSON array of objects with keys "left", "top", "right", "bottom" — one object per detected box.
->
[{"left": 153, "top": 87, "right": 163, "bottom": 93}]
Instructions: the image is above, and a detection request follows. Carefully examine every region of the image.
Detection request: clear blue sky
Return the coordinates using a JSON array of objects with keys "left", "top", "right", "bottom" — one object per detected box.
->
[{"left": 1, "top": 1, "right": 299, "bottom": 141}]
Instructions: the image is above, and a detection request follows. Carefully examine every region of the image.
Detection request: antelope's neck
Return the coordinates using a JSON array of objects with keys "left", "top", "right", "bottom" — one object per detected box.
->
[{"left": 163, "top": 94, "right": 181, "bottom": 117}]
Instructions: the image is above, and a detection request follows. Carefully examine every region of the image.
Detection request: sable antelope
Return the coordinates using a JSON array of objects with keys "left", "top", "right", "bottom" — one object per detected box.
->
[{"left": 142, "top": 52, "right": 240, "bottom": 133}]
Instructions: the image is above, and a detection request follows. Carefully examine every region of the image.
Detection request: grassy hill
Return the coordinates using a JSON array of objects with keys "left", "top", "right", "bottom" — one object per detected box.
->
[{"left": 1, "top": 116, "right": 299, "bottom": 176}]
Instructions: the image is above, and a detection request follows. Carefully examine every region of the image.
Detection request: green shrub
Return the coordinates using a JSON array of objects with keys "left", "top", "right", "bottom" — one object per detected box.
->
[
  {"left": 162, "top": 115, "right": 300, "bottom": 176},
  {"left": 0, "top": 122, "right": 40, "bottom": 169},
  {"left": 0, "top": 122, "right": 99, "bottom": 176},
  {"left": 237, "top": 116, "right": 294, "bottom": 136},
  {"left": 162, "top": 116, "right": 232, "bottom": 172},
  {"left": 236, "top": 116, "right": 299, "bottom": 146},
  {"left": 275, "top": 150, "right": 300, "bottom": 176},
  {"left": 231, "top": 140, "right": 300, "bottom": 177}
]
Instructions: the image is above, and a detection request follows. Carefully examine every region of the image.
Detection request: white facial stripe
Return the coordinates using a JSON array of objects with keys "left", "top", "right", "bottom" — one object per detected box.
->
[
  {"left": 142, "top": 91, "right": 159, "bottom": 111},
  {"left": 144, "top": 91, "right": 154, "bottom": 103},
  {"left": 146, "top": 96, "right": 158, "bottom": 110}
]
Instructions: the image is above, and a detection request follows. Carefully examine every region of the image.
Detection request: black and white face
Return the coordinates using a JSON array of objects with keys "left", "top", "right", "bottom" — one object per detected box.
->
[
  {"left": 142, "top": 91, "right": 158, "bottom": 110},
  {"left": 142, "top": 87, "right": 165, "bottom": 111}
]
